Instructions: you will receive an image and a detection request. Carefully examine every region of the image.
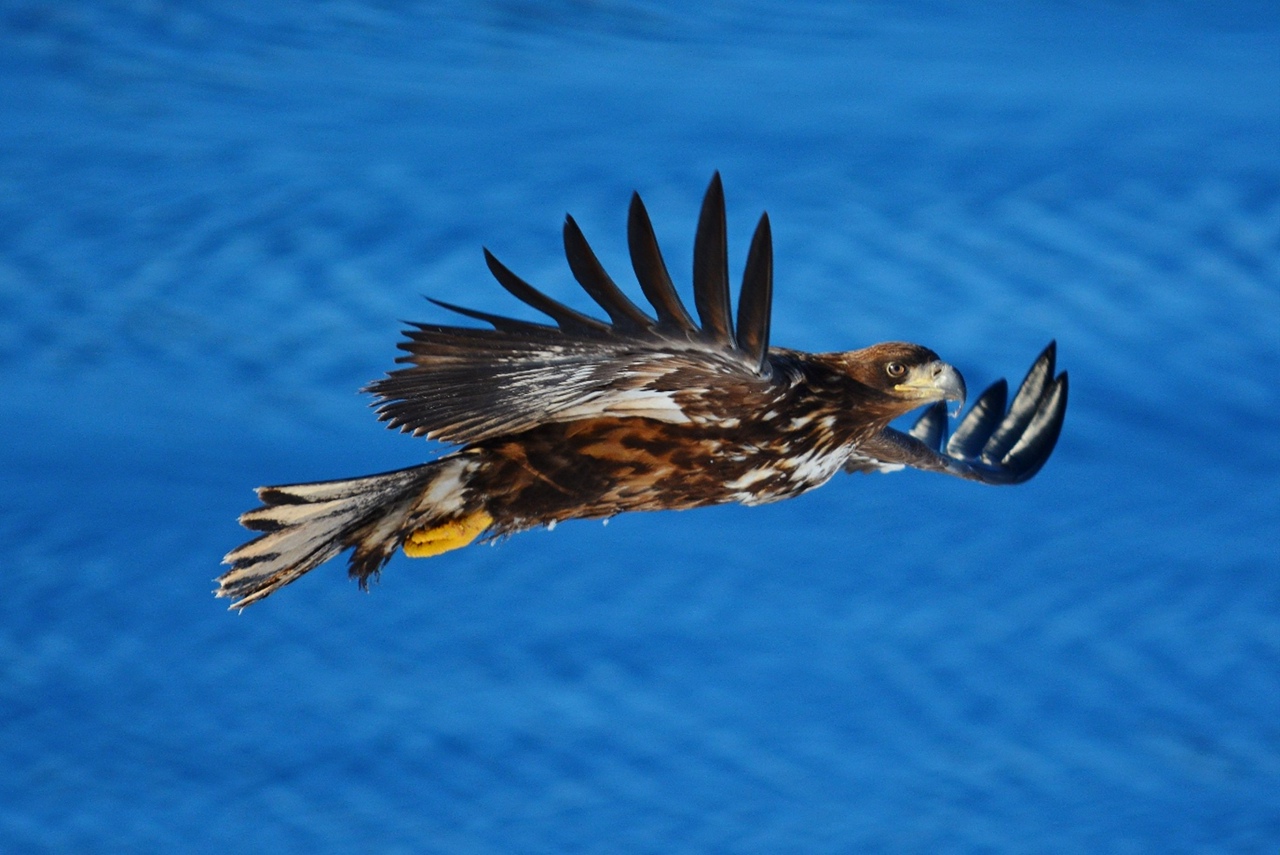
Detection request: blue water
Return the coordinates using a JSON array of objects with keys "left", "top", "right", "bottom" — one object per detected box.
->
[{"left": 3, "top": 3, "right": 1278, "bottom": 852}]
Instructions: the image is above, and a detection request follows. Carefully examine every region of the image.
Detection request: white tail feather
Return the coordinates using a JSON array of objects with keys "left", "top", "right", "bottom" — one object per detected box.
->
[{"left": 218, "top": 459, "right": 471, "bottom": 609}]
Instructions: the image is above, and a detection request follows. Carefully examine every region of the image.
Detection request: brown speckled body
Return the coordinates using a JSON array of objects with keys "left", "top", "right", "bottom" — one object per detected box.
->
[{"left": 467, "top": 349, "right": 929, "bottom": 532}]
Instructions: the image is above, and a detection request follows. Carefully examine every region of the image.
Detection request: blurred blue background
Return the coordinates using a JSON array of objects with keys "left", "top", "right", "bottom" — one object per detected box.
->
[{"left": 3, "top": 2, "right": 1278, "bottom": 852}]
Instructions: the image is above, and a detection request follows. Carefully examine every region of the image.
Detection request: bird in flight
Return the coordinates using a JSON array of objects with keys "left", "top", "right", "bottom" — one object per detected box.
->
[{"left": 219, "top": 174, "right": 1068, "bottom": 608}]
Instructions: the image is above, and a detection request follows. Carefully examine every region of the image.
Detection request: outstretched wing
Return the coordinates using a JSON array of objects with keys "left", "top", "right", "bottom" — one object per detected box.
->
[
  {"left": 846, "top": 342, "right": 1068, "bottom": 484},
  {"left": 368, "top": 173, "right": 779, "bottom": 444}
]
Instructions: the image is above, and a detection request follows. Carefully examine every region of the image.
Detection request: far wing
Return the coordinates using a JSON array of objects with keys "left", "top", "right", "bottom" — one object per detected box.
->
[
  {"left": 368, "top": 174, "right": 779, "bottom": 444},
  {"left": 846, "top": 342, "right": 1068, "bottom": 484}
]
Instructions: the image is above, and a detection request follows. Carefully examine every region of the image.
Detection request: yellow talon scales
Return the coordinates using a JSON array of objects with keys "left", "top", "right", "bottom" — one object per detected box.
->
[{"left": 403, "top": 510, "right": 493, "bottom": 558}]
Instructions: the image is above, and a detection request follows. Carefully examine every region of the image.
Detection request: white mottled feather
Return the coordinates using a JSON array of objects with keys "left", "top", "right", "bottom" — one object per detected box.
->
[
  {"left": 219, "top": 464, "right": 457, "bottom": 609},
  {"left": 371, "top": 336, "right": 776, "bottom": 443}
]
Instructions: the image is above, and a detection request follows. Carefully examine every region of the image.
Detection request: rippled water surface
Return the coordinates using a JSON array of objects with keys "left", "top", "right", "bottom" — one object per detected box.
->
[{"left": 3, "top": 3, "right": 1278, "bottom": 852}]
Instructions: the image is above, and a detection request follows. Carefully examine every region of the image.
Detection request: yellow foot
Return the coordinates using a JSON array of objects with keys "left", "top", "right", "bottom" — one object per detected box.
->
[{"left": 403, "top": 510, "right": 493, "bottom": 559}]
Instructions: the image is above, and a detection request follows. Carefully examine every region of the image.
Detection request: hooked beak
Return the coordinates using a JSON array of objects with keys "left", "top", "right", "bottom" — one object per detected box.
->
[{"left": 894, "top": 360, "right": 967, "bottom": 415}]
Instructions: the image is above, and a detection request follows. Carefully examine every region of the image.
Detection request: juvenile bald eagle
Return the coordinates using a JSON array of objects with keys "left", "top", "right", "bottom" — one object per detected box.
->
[{"left": 219, "top": 175, "right": 1067, "bottom": 608}]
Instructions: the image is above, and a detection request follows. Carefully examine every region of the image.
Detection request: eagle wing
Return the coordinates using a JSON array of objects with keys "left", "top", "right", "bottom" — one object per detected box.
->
[
  {"left": 846, "top": 342, "right": 1068, "bottom": 484},
  {"left": 368, "top": 173, "right": 781, "bottom": 444}
]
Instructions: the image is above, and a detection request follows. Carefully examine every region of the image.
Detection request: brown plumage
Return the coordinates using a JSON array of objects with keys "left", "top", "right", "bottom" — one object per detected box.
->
[{"left": 218, "top": 174, "right": 1068, "bottom": 609}]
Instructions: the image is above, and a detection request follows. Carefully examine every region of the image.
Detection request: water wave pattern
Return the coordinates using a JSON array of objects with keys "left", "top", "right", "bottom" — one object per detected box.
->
[{"left": 2, "top": 2, "right": 1278, "bottom": 852}]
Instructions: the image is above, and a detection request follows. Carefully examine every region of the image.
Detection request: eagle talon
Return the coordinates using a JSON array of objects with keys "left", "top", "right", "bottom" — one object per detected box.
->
[{"left": 404, "top": 510, "right": 493, "bottom": 558}]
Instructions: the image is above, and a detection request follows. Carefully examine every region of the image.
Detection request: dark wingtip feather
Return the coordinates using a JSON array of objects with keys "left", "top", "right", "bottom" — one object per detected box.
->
[
  {"left": 482, "top": 247, "right": 611, "bottom": 336},
  {"left": 735, "top": 212, "right": 773, "bottom": 371},
  {"left": 946, "top": 378, "right": 1008, "bottom": 460},
  {"left": 1000, "top": 371, "right": 1068, "bottom": 482},
  {"left": 627, "top": 192, "right": 699, "bottom": 333},
  {"left": 424, "top": 297, "right": 557, "bottom": 334},
  {"left": 976, "top": 344, "right": 1068, "bottom": 483},
  {"left": 692, "top": 173, "right": 734, "bottom": 345},
  {"left": 562, "top": 214, "right": 655, "bottom": 332},
  {"left": 908, "top": 401, "right": 948, "bottom": 450},
  {"left": 980, "top": 342, "right": 1056, "bottom": 464}
]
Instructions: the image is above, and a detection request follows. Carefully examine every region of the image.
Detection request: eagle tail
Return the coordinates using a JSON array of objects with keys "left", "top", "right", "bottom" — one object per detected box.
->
[{"left": 217, "top": 457, "right": 490, "bottom": 609}]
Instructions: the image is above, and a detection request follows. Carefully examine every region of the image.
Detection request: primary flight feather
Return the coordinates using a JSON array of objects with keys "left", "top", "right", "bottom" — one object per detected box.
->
[{"left": 219, "top": 174, "right": 1068, "bottom": 609}]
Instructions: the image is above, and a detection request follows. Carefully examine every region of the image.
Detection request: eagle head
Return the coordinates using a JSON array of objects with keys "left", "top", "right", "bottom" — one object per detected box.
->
[{"left": 830, "top": 342, "right": 967, "bottom": 418}]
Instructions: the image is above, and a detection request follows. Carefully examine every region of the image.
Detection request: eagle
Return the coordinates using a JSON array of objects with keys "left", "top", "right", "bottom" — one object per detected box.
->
[{"left": 219, "top": 174, "right": 1068, "bottom": 609}]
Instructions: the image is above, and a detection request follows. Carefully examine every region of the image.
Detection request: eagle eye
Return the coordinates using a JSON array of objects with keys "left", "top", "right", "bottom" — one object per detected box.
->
[{"left": 885, "top": 361, "right": 907, "bottom": 379}]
